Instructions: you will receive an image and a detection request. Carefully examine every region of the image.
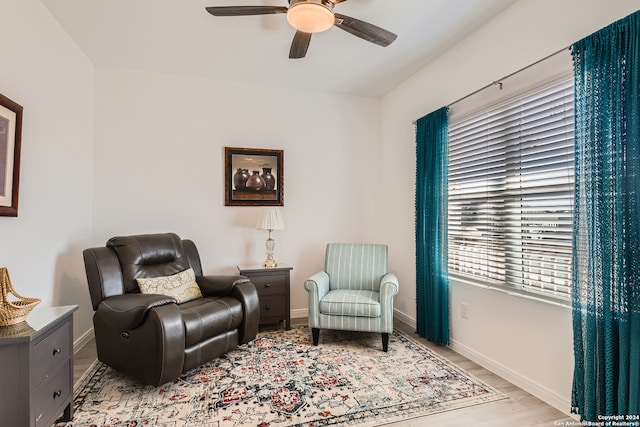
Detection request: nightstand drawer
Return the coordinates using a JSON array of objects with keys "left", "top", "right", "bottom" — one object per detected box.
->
[
  {"left": 32, "top": 321, "right": 71, "bottom": 389},
  {"left": 259, "top": 295, "right": 287, "bottom": 318},
  {"left": 247, "top": 273, "right": 287, "bottom": 296},
  {"left": 34, "top": 362, "right": 71, "bottom": 427}
]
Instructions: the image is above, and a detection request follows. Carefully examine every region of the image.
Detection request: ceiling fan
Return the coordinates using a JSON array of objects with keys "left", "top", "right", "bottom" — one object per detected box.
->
[{"left": 205, "top": 0, "right": 397, "bottom": 59}]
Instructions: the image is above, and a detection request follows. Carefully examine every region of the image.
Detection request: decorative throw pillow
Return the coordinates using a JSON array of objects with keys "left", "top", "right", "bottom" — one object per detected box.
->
[{"left": 136, "top": 268, "right": 202, "bottom": 304}]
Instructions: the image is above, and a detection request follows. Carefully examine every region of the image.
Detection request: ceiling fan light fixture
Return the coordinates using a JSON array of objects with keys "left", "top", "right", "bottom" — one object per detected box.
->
[{"left": 287, "top": 0, "right": 334, "bottom": 33}]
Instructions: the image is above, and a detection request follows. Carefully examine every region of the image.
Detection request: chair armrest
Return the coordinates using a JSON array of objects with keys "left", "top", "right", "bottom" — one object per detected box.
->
[
  {"left": 304, "top": 271, "right": 330, "bottom": 298},
  {"left": 96, "top": 293, "right": 176, "bottom": 330},
  {"left": 304, "top": 272, "right": 330, "bottom": 328},
  {"left": 196, "top": 275, "right": 249, "bottom": 297},
  {"left": 380, "top": 273, "right": 399, "bottom": 297},
  {"left": 379, "top": 273, "right": 399, "bottom": 332}
]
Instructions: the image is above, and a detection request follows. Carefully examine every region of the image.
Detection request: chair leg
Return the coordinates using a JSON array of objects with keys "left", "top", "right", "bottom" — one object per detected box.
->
[
  {"left": 382, "top": 333, "right": 389, "bottom": 352},
  {"left": 312, "top": 328, "right": 319, "bottom": 346}
]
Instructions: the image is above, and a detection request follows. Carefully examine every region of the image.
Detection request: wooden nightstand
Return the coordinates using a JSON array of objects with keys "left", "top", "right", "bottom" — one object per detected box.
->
[
  {"left": 0, "top": 305, "right": 78, "bottom": 427},
  {"left": 238, "top": 264, "right": 292, "bottom": 330}
]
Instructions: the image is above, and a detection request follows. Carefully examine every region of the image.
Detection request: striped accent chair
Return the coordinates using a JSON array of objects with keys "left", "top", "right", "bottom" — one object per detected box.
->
[{"left": 304, "top": 243, "right": 399, "bottom": 351}]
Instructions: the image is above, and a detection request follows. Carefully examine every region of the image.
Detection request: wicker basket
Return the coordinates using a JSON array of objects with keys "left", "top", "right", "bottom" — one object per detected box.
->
[
  {"left": 0, "top": 267, "right": 40, "bottom": 327},
  {"left": 0, "top": 320, "right": 35, "bottom": 337}
]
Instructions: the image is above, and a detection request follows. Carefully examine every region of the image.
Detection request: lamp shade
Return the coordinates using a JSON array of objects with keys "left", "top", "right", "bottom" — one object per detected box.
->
[{"left": 256, "top": 207, "right": 284, "bottom": 231}]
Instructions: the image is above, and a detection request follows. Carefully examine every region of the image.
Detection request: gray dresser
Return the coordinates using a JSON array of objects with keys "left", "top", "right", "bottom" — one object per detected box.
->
[{"left": 0, "top": 305, "right": 77, "bottom": 427}]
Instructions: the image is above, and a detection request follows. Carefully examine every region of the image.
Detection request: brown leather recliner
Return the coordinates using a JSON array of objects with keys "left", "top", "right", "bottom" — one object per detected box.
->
[{"left": 82, "top": 232, "right": 260, "bottom": 386}]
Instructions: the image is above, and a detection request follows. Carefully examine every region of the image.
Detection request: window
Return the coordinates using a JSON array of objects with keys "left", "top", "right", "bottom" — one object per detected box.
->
[{"left": 447, "top": 78, "right": 574, "bottom": 300}]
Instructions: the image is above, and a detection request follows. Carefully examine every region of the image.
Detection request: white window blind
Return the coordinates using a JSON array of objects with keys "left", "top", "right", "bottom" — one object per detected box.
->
[{"left": 447, "top": 77, "right": 574, "bottom": 299}]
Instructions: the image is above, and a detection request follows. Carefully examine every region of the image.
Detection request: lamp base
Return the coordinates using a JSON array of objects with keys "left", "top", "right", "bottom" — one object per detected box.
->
[
  {"left": 263, "top": 255, "right": 278, "bottom": 268},
  {"left": 263, "top": 235, "right": 278, "bottom": 268}
]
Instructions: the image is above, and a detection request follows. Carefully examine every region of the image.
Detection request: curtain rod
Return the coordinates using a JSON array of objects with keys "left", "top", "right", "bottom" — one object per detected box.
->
[{"left": 413, "top": 45, "right": 571, "bottom": 124}]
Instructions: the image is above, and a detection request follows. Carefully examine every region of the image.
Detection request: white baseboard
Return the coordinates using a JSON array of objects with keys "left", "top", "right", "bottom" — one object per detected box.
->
[
  {"left": 449, "top": 338, "right": 571, "bottom": 415},
  {"left": 74, "top": 327, "right": 94, "bottom": 355},
  {"left": 393, "top": 308, "right": 416, "bottom": 328},
  {"left": 290, "top": 308, "right": 308, "bottom": 319}
]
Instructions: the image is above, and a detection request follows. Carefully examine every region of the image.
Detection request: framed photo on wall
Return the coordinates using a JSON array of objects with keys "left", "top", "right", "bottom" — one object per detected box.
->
[
  {"left": 0, "top": 93, "right": 23, "bottom": 217},
  {"left": 224, "top": 147, "right": 284, "bottom": 206}
]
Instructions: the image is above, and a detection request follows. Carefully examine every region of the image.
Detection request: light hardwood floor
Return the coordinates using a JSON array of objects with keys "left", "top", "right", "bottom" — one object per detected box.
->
[{"left": 73, "top": 318, "right": 577, "bottom": 426}]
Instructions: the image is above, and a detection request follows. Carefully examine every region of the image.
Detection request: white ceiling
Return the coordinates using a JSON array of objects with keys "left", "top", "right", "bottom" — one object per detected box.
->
[{"left": 41, "top": 0, "right": 518, "bottom": 97}]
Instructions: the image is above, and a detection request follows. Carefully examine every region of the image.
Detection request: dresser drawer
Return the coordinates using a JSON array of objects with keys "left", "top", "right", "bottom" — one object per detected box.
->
[
  {"left": 32, "top": 321, "right": 71, "bottom": 389},
  {"left": 247, "top": 273, "right": 287, "bottom": 296},
  {"left": 259, "top": 295, "right": 287, "bottom": 318},
  {"left": 34, "top": 362, "right": 71, "bottom": 427}
]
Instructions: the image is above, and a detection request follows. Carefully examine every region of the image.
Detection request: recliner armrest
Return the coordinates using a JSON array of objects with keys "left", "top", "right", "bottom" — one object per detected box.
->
[
  {"left": 196, "top": 275, "right": 259, "bottom": 344},
  {"left": 196, "top": 275, "right": 249, "bottom": 297},
  {"left": 231, "top": 280, "right": 260, "bottom": 344},
  {"left": 96, "top": 293, "right": 176, "bottom": 330}
]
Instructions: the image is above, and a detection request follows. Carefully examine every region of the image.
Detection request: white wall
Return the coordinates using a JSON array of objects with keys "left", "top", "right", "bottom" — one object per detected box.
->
[
  {"left": 91, "top": 67, "right": 381, "bottom": 318},
  {"left": 0, "top": 0, "right": 94, "bottom": 340},
  {"left": 381, "top": 0, "right": 640, "bottom": 414}
]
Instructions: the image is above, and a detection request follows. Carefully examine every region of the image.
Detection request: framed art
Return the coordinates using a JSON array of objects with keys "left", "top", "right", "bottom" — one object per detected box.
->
[
  {"left": 225, "top": 147, "right": 283, "bottom": 206},
  {"left": 0, "top": 93, "right": 23, "bottom": 217}
]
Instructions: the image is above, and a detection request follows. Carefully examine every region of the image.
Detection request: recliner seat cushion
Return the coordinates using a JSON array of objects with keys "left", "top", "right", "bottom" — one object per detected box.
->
[
  {"left": 180, "top": 296, "right": 243, "bottom": 347},
  {"left": 319, "top": 290, "right": 381, "bottom": 317}
]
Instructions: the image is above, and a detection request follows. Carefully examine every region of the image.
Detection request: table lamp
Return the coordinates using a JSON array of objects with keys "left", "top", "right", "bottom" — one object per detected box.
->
[{"left": 256, "top": 207, "right": 284, "bottom": 268}]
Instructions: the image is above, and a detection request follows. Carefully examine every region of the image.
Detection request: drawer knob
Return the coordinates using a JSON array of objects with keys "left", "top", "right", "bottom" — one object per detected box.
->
[
  {"left": 53, "top": 390, "right": 62, "bottom": 399},
  {"left": 52, "top": 347, "right": 61, "bottom": 356},
  {"left": 265, "top": 305, "right": 270, "bottom": 310},
  {"left": 265, "top": 283, "right": 271, "bottom": 288}
]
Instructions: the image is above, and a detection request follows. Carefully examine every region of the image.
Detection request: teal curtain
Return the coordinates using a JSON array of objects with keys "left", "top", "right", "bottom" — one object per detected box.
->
[
  {"left": 415, "top": 107, "right": 449, "bottom": 346},
  {"left": 571, "top": 11, "right": 640, "bottom": 421}
]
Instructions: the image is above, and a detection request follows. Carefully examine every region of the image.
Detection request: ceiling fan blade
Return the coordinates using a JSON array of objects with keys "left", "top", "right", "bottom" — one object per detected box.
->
[
  {"left": 329, "top": 0, "right": 349, "bottom": 4},
  {"left": 205, "top": 6, "right": 288, "bottom": 16},
  {"left": 289, "top": 31, "right": 312, "bottom": 59},
  {"left": 334, "top": 13, "right": 397, "bottom": 47}
]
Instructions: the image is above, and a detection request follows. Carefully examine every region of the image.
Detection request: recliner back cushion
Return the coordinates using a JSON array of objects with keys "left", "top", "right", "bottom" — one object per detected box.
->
[
  {"left": 108, "top": 233, "right": 191, "bottom": 293},
  {"left": 325, "top": 243, "right": 388, "bottom": 292}
]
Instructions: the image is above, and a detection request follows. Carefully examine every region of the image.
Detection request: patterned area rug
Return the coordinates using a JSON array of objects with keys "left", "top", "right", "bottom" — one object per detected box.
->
[{"left": 57, "top": 325, "right": 506, "bottom": 427}]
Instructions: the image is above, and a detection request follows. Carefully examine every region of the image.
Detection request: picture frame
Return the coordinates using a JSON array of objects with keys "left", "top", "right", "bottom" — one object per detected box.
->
[
  {"left": 224, "top": 147, "right": 284, "bottom": 206},
  {"left": 0, "top": 93, "right": 23, "bottom": 217}
]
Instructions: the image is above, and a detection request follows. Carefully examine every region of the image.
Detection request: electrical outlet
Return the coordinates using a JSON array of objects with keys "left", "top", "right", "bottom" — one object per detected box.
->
[{"left": 460, "top": 302, "right": 469, "bottom": 320}]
